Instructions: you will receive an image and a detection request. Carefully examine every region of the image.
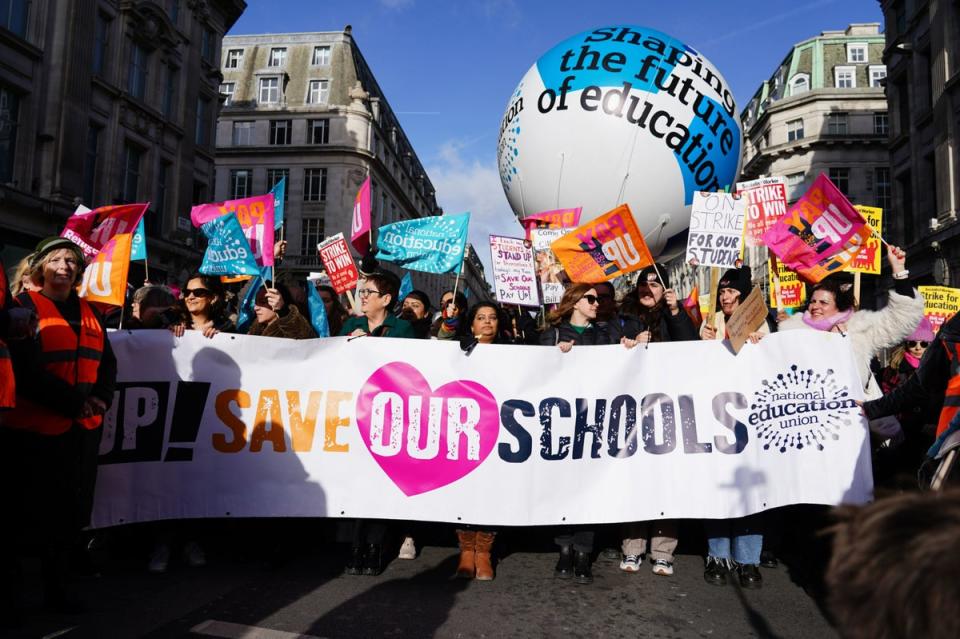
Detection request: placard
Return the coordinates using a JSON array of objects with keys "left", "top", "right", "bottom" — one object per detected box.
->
[
  {"left": 846, "top": 205, "right": 883, "bottom": 275},
  {"left": 725, "top": 286, "right": 768, "bottom": 354},
  {"left": 686, "top": 192, "right": 746, "bottom": 268},
  {"left": 318, "top": 233, "right": 360, "bottom": 294},
  {"left": 489, "top": 235, "right": 540, "bottom": 307},
  {"left": 919, "top": 286, "right": 960, "bottom": 334},
  {"left": 737, "top": 177, "right": 788, "bottom": 248},
  {"left": 530, "top": 229, "right": 566, "bottom": 304},
  {"left": 768, "top": 259, "right": 806, "bottom": 310}
]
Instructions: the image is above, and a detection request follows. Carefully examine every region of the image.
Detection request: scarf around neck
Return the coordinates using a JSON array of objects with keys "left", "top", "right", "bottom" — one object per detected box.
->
[
  {"left": 801, "top": 308, "right": 854, "bottom": 332},
  {"left": 905, "top": 352, "right": 922, "bottom": 368}
]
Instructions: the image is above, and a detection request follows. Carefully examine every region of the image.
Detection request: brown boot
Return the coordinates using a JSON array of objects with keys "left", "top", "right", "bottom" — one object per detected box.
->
[
  {"left": 474, "top": 531, "right": 496, "bottom": 581},
  {"left": 455, "top": 530, "right": 476, "bottom": 578}
]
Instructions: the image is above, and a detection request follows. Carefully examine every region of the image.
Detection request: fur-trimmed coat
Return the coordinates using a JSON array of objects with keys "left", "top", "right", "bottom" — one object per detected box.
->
[
  {"left": 778, "top": 290, "right": 924, "bottom": 400},
  {"left": 248, "top": 305, "right": 316, "bottom": 339}
]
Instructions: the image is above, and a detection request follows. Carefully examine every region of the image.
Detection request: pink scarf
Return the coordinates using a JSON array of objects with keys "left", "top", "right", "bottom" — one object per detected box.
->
[
  {"left": 905, "top": 352, "right": 921, "bottom": 369},
  {"left": 802, "top": 308, "right": 854, "bottom": 332}
]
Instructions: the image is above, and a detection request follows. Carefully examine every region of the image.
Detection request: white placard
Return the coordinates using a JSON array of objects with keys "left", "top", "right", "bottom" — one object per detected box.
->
[
  {"left": 489, "top": 235, "right": 540, "bottom": 307},
  {"left": 686, "top": 191, "right": 746, "bottom": 268}
]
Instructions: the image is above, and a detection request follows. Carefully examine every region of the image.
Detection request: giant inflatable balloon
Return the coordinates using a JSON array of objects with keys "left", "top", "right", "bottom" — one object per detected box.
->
[{"left": 498, "top": 26, "right": 743, "bottom": 254}]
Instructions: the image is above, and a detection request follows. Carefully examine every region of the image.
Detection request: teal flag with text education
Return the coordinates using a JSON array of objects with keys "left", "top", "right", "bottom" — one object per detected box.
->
[{"left": 375, "top": 212, "right": 470, "bottom": 275}]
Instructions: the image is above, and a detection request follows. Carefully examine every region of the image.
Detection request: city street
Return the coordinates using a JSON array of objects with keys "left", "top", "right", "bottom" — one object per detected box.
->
[{"left": 11, "top": 530, "right": 837, "bottom": 639}]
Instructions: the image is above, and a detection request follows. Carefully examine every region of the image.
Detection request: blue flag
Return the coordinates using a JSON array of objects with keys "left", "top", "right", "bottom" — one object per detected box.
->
[
  {"left": 236, "top": 266, "right": 272, "bottom": 332},
  {"left": 376, "top": 212, "right": 470, "bottom": 274},
  {"left": 199, "top": 212, "right": 261, "bottom": 276},
  {"left": 398, "top": 272, "right": 413, "bottom": 302},
  {"left": 271, "top": 177, "right": 286, "bottom": 230},
  {"left": 306, "top": 281, "right": 330, "bottom": 337},
  {"left": 130, "top": 218, "right": 147, "bottom": 261}
]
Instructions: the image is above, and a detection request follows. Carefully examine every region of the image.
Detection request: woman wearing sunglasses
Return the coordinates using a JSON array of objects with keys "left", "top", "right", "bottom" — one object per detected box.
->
[{"left": 179, "top": 274, "right": 234, "bottom": 338}]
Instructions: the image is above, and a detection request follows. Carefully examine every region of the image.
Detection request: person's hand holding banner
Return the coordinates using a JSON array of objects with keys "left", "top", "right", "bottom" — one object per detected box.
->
[{"left": 550, "top": 204, "right": 653, "bottom": 283}]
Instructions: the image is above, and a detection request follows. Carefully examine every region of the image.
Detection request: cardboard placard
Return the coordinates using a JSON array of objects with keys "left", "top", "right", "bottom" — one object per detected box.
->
[{"left": 726, "top": 286, "right": 768, "bottom": 354}]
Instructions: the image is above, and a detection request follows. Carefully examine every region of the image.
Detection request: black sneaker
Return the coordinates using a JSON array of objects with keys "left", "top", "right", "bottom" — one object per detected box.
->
[
  {"left": 573, "top": 550, "right": 593, "bottom": 585},
  {"left": 554, "top": 545, "right": 574, "bottom": 579},
  {"left": 703, "top": 556, "right": 730, "bottom": 586},
  {"left": 738, "top": 563, "right": 763, "bottom": 589},
  {"left": 759, "top": 550, "right": 778, "bottom": 569},
  {"left": 344, "top": 545, "right": 364, "bottom": 576},
  {"left": 362, "top": 543, "right": 384, "bottom": 576}
]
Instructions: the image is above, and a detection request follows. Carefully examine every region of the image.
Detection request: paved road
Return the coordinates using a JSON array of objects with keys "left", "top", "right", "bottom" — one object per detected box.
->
[{"left": 11, "top": 537, "right": 837, "bottom": 639}]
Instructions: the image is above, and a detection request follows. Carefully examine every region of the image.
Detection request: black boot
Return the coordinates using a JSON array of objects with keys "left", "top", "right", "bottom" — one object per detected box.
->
[
  {"left": 344, "top": 545, "right": 364, "bottom": 576},
  {"left": 573, "top": 550, "right": 593, "bottom": 585},
  {"left": 554, "top": 545, "right": 573, "bottom": 579},
  {"left": 362, "top": 543, "right": 384, "bottom": 576},
  {"left": 738, "top": 563, "right": 763, "bottom": 589},
  {"left": 759, "top": 550, "right": 778, "bottom": 569},
  {"left": 703, "top": 556, "right": 730, "bottom": 586}
]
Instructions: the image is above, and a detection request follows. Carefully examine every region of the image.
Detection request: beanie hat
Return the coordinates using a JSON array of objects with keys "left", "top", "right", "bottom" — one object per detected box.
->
[
  {"left": 907, "top": 317, "right": 935, "bottom": 342},
  {"left": 718, "top": 266, "right": 752, "bottom": 301},
  {"left": 637, "top": 263, "right": 669, "bottom": 289},
  {"left": 29, "top": 236, "right": 86, "bottom": 268}
]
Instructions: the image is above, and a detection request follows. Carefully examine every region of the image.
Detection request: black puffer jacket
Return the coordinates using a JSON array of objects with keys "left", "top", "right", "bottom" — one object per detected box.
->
[
  {"left": 539, "top": 320, "right": 620, "bottom": 346},
  {"left": 618, "top": 308, "right": 699, "bottom": 343}
]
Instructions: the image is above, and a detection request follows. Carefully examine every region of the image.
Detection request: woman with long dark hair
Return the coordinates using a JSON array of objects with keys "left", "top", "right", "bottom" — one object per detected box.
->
[
  {"left": 180, "top": 273, "right": 234, "bottom": 337},
  {"left": 317, "top": 284, "right": 349, "bottom": 337}
]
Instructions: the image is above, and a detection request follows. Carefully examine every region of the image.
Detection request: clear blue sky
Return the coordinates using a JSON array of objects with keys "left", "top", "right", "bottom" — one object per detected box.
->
[{"left": 229, "top": 0, "right": 885, "bottom": 276}]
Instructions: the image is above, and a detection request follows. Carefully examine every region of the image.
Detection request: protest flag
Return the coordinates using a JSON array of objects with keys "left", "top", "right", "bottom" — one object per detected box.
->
[
  {"left": 79, "top": 233, "right": 133, "bottom": 306},
  {"left": 761, "top": 173, "right": 871, "bottom": 283},
  {"left": 271, "top": 177, "right": 287, "bottom": 230},
  {"left": 191, "top": 193, "right": 275, "bottom": 267},
  {"left": 398, "top": 272, "right": 413, "bottom": 302},
  {"left": 199, "top": 212, "right": 261, "bottom": 277},
  {"left": 521, "top": 207, "right": 582, "bottom": 241},
  {"left": 62, "top": 203, "right": 149, "bottom": 259},
  {"left": 551, "top": 204, "right": 653, "bottom": 283},
  {"left": 235, "top": 266, "right": 272, "bottom": 333},
  {"left": 130, "top": 218, "right": 147, "bottom": 261},
  {"left": 376, "top": 212, "right": 470, "bottom": 275},
  {"left": 350, "top": 176, "right": 372, "bottom": 254},
  {"left": 683, "top": 286, "right": 703, "bottom": 331},
  {"left": 306, "top": 281, "right": 331, "bottom": 338}
]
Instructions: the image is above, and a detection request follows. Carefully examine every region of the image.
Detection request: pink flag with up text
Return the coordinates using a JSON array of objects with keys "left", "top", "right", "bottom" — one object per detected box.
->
[
  {"left": 351, "top": 176, "right": 372, "bottom": 254},
  {"left": 61, "top": 203, "right": 149, "bottom": 259},
  {"left": 191, "top": 194, "right": 275, "bottom": 267}
]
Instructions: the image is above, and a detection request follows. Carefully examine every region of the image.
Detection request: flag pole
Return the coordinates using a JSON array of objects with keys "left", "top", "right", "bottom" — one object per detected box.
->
[{"left": 143, "top": 259, "right": 150, "bottom": 284}]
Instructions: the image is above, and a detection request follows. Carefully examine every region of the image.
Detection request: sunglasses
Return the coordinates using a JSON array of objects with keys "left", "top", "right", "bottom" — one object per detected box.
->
[
  {"left": 184, "top": 288, "right": 212, "bottom": 298},
  {"left": 906, "top": 340, "right": 929, "bottom": 348},
  {"left": 581, "top": 294, "right": 600, "bottom": 305}
]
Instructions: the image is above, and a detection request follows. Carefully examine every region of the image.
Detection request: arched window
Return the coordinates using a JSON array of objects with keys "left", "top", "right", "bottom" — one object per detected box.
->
[{"left": 790, "top": 74, "right": 810, "bottom": 96}]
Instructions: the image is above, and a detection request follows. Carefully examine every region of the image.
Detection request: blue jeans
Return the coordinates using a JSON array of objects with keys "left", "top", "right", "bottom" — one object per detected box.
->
[{"left": 705, "top": 515, "right": 763, "bottom": 565}]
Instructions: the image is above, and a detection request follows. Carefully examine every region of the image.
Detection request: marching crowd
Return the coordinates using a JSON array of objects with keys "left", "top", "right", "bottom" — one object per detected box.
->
[{"left": 1, "top": 234, "right": 958, "bottom": 637}]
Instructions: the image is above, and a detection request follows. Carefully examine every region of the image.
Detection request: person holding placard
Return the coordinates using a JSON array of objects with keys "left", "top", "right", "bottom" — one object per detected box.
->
[{"left": 700, "top": 266, "right": 770, "bottom": 343}]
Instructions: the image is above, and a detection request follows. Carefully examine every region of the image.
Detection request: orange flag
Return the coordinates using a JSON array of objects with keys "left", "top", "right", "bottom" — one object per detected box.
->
[
  {"left": 550, "top": 204, "right": 653, "bottom": 283},
  {"left": 79, "top": 233, "right": 133, "bottom": 306},
  {"left": 683, "top": 286, "right": 703, "bottom": 330}
]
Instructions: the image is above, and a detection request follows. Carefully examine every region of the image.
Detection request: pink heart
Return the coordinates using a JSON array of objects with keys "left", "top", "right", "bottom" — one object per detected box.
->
[{"left": 356, "top": 361, "right": 500, "bottom": 496}]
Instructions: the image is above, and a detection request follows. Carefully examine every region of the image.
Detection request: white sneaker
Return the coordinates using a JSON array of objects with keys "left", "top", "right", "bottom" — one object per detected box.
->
[
  {"left": 652, "top": 558, "right": 674, "bottom": 576},
  {"left": 183, "top": 541, "right": 207, "bottom": 567},
  {"left": 619, "top": 554, "right": 642, "bottom": 572},
  {"left": 148, "top": 543, "right": 170, "bottom": 573},
  {"left": 398, "top": 536, "right": 417, "bottom": 560}
]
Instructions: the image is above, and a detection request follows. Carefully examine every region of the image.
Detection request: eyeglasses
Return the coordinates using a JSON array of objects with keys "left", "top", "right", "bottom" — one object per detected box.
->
[
  {"left": 580, "top": 294, "right": 599, "bottom": 305},
  {"left": 184, "top": 288, "right": 211, "bottom": 298},
  {"left": 907, "top": 340, "right": 929, "bottom": 348},
  {"left": 358, "top": 288, "right": 382, "bottom": 298}
]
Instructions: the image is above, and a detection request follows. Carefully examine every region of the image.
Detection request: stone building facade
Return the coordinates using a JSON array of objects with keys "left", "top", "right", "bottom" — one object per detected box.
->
[{"left": 0, "top": 0, "right": 245, "bottom": 283}]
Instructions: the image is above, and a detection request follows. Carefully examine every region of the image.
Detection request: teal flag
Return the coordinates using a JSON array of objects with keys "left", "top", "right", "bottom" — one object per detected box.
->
[
  {"left": 199, "top": 212, "right": 260, "bottom": 276},
  {"left": 130, "top": 218, "right": 147, "bottom": 261},
  {"left": 306, "top": 282, "right": 330, "bottom": 337},
  {"left": 398, "top": 272, "right": 413, "bottom": 302},
  {"left": 376, "top": 212, "right": 470, "bottom": 275},
  {"left": 272, "top": 177, "right": 286, "bottom": 230},
  {"left": 236, "top": 266, "right": 272, "bottom": 332}
]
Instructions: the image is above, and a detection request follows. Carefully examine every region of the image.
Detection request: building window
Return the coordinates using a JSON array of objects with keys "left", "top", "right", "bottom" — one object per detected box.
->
[
  {"left": 163, "top": 66, "right": 177, "bottom": 119},
  {"left": 834, "top": 66, "right": 856, "bottom": 89},
  {"left": 789, "top": 74, "right": 809, "bottom": 96},
  {"left": 828, "top": 168, "right": 850, "bottom": 195},
  {"left": 0, "top": 85, "right": 18, "bottom": 184},
  {"left": 225, "top": 49, "right": 243, "bottom": 69},
  {"left": 306, "top": 80, "right": 329, "bottom": 104},
  {"left": 786, "top": 173, "right": 804, "bottom": 188},
  {"left": 268, "top": 47, "right": 286, "bottom": 67},
  {"left": 127, "top": 42, "right": 149, "bottom": 99},
  {"left": 846, "top": 43, "right": 868, "bottom": 64},
  {"left": 195, "top": 97, "right": 210, "bottom": 145},
  {"left": 201, "top": 28, "right": 214, "bottom": 64},
  {"left": 93, "top": 13, "right": 110, "bottom": 75},
  {"left": 0, "top": 0, "right": 28, "bottom": 37},
  {"left": 220, "top": 82, "right": 235, "bottom": 106},
  {"left": 230, "top": 169, "right": 252, "bottom": 199},
  {"left": 232, "top": 121, "right": 255, "bottom": 145},
  {"left": 827, "top": 112, "right": 848, "bottom": 135},
  {"left": 301, "top": 218, "right": 324, "bottom": 264},
  {"left": 269, "top": 120, "right": 292, "bottom": 145},
  {"left": 267, "top": 168, "right": 289, "bottom": 201},
  {"left": 259, "top": 77, "right": 279, "bottom": 104},
  {"left": 786, "top": 119, "right": 804, "bottom": 142},
  {"left": 312, "top": 45, "right": 330, "bottom": 66},
  {"left": 869, "top": 65, "right": 887, "bottom": 88},
  {"left": 122, "top": 143, "right": 143, "bottom": 202},
  {"left": 82, "top": 124, "right": 100, "bottom": 205},
  {"left": 308, "top": 119, "right": 329, "bottom": 144},
  {"left": 152, "top": 161, "right": 171, "bottom": 234},
  {"left": 875, "top": 167, "right": 891, "bottom": 211},
  {"left": 874, "top": 112, "right": 889, "bottom": 136},
  {"left": 304, "top": 168, "right": 327, "bottom": 201}
]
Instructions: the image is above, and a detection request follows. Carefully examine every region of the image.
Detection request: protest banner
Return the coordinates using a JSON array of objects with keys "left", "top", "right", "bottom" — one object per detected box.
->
[
  {"left": 489, "top": 235, "right": 540, "bottom": 307},
  {"left": 686, "top": 192, "right": 747, "bottom": 267},
  {"left": 271, "top": 177, "right": 287, "bottom": 230},
  {"left": 551, "top": 204, "right": 653, "bottom": 283},
  {"left": 191, "top": 193, "right": 275, "bottom": 267},
  {"left": 726, "top": 287, "right": 769, "bottom": 354},
  {"left": 768, "top": 259, "right": 806, "bottom": 310},
  {"left": 530, "top": 229, "right": 566, "bottom": 304},
  {"left": 398, "top": 272, "right": 414, "bottom": 303},
  {"left": 919, "top": 286, "right": 960, "bottom": 334},
  {"left": 79, "top": 233, "right": 133, "bottom": 306},
  {"left": 199, "top": 213, "right": 261, "bottom": 277},
  {"left": 306, "top": 283, "right": 331, "bottom": 337},
  {"left": 737, "top": 177, "right": 788, "bottom": 248},
  {"left": 62, "top": 203, "right": 149, "bottom": 259},
  {"left": 318, "top": 233, "right": 360, "bottom": 294},
  {"left": 351, "top": 176, "right": 372, "bottom": 254},
  {"left": 521, "top": 207, "right": 582, "bottom": 240},
  {"left": 762, "top": 173, "right": 871, "bottom": 283},
  {"left": 376, "top": 212, "right": 470, "bottom": 274},
  {"left": 130, "top": 218, "right": 147, "bottom": 262},
  {"left": 846, "top": 205, "right": 883, "bottom": 275},
  {"left": 93, "top": 330, "right": 872, "bottom": 528}
]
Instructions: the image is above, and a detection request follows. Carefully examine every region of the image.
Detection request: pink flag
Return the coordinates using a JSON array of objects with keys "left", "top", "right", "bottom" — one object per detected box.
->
[
  {"left": 521, "top": 207, "right": 582, "bottom": 241},
  {"left": 191, "top": 193, "right": 275, "bottom": 267},
  {"left": 761, "top": 173, "right": 871, "bottom": 283},
  {"left": 351, "top": 176, "right": 372, "bottom": 254},
  {"left": 61, "top": 203, "right": 149, "bottom": 259}
]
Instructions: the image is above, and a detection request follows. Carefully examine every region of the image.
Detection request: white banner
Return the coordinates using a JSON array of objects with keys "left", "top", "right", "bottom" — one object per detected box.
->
[{"left": 92, "top": 331, "right": 873, "bottom": 528}]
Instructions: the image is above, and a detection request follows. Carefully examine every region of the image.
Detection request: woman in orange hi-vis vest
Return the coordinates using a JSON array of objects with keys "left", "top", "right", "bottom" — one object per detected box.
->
[{"left": 1, "top": 237, "right": 116, "bottom": 618}]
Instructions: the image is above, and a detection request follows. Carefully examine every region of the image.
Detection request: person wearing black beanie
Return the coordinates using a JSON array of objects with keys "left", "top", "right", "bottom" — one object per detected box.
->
[{"left": 700, "top": 265, "right": 769, "bottom": 342}]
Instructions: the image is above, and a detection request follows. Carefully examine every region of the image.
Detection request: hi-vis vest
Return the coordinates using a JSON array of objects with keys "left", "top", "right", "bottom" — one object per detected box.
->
[
  {"left": 0, "top": 339, "right": 13, "bottom": 410},
  {"left": 938, "top": 337, "right": 960, "bottom": 436},
  {"left": 3, "top": 291, "right": 105, "bottom": 434}
]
